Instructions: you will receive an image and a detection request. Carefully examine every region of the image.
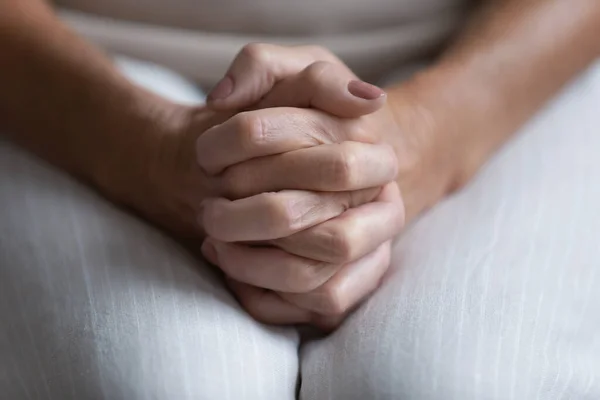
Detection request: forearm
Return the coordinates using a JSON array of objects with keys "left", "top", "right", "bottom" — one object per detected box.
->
[
  {"left": 0, "top": 0, "right": 183, "bottom": 195},
  {"left": 388, "top": 0, "right": 600, "bottom": 187}
]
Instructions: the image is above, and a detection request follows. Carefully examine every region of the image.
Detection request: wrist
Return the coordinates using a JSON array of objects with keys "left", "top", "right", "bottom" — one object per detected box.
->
[
  {"left": 383, "top": 88, "right": 453, "bottom": 222},
  {"left": 91, "top": 89, "right": 206, "bottom": 235},
  {"left": 91, "top": 91, "right": 178, "bottom": 192},
  {"left": 389, "top": 66, "right": 498, "bottom": 177},
  {"left": 94, "top": 92, "right": 237, "bottom": 239},
  {"left": 388, "top": 61, "right": 508, "bottom": 219}
]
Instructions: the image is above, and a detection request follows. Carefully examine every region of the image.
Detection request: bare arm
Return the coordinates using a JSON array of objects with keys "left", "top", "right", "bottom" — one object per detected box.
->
[
  {"left": 0, "top": 0, "right": 223, "bottom": 237},
  {"left": 387, "top": 0, "right": 600, "bottom": 218},
  {"left": 0, "top": 0, "right": 188, "bottom": 203}
]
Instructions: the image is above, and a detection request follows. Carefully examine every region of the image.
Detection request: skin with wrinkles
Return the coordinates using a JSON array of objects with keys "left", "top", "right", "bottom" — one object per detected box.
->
[{"left": 1, "top": 0, "right": 600, "bottom": 328}]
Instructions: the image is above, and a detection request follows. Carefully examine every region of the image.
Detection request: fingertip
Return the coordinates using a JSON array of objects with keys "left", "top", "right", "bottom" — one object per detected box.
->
[
  {"left": 230, "top": 280, "right": 314, "bottom": 325},
  {"left": 198, "top": 198, "right": 215, "bottom": 234},
  {"left": 310, "top": 313, "right": 344, "bottom": 332},
  {"left": 377, "top": 181, "right": 402, "bottom": 202},
  {"left": 347, "top": 80, "right": 386, "bottom": 101},
  {"left": 201, "top": 198, "right": 238, "bottom": 241},
  {"left": 381, "top": 183, "right": 406, "bottom": 232},
  {"left": 364, "top": 143, "right": 399, "bottom": 187},
  {"left": 201, "top": 238, "right": 219, "bottom": 265},
  {"left": 381, "top": 239, "right": 393, "bottom": 260},
  {"left": 207, "top": 75, "right": 234, "bottom": 104},
  {"left": 313, "top": 78, "right": 386, "bottom": 118},
  {"left": 207, "top": 73, "right": 272, "bottom": 111},
  {"left": 225, "top": 277, "right": 250, "bottom": 295},
  {"left": 381, "top": 143, "right": 400, "bottom": 181},
  {"left": 347, "top": 80, "right": 386, "bottom": 112},
  {"left": 378, "top": 181, "right": 405, "bottom": 220},
  {"left": 195, "top": 127, "right": 220, "bottom": 174}
]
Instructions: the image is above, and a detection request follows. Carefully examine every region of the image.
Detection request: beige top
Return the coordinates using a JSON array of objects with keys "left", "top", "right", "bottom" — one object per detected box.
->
[{"left": 55, "top": 0, "right": 471, "bottom": 86}]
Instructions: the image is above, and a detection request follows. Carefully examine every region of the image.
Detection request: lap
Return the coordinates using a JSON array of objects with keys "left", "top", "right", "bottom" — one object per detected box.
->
[
  {"left": 301, "top": 60, "right": 600, "bottom": 400},
  {"left": 4, "top": 55, "right": 600, "bottom": 400}
]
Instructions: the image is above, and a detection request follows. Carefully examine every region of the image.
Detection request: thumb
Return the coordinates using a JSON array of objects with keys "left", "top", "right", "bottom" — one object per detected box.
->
[
  {"left": 256, "top": 61, "right": 387, "bottom": 118},
  {"left": 207, "top": 43, "right": 341, "bottom": 110}
]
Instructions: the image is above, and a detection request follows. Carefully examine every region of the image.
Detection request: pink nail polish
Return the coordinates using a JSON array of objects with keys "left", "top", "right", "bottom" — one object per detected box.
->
[
  {"left": 208, "top": 76, "right": 234, "bottom": 101},
  {"left": 348, "top": 80, "right": 386, "bottom": 100}
]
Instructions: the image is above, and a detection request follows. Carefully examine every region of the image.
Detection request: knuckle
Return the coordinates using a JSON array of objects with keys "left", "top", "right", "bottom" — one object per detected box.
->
[
  {"left": 317, "top": 284, "right": 348, "bottom": 315},
  {"left": 288, "top": 260, "right": 332, "bottom": 293},
  {"left": 304, "top": 45, "right": 335, "bottom": 61},
  {"left": 324, "top": 224, "right": 357, "bottom": 264},
  {"left": 303, "top": 61, "right": 333, "bottom": 87},
  {"left": 240, "top": 42, "right": 270, "bottom": 65},
  {"left": 328, "top": 144, "right": 359, "bottom": 188},
  {"left": 231, "top": 111, "right": 264, "bottom": 149},
  {"left": 262, "top": 193, "right": 301, "bottom": 232}
]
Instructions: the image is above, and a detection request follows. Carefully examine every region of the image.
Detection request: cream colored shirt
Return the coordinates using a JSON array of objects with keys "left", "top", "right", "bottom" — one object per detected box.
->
[{"left": 55, "top": 0, "right": 471, "bottom": 86}]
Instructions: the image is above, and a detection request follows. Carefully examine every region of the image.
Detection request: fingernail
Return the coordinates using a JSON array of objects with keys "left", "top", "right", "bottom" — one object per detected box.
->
[
  {"left": 208, "top": 76, "right": 234, "bottom": 101},
  {"left": 348, "top": 80, "right": 386, "bottom": 100},
  {"left": 201, "top": 240, "right": 218, "bottom": 264}
]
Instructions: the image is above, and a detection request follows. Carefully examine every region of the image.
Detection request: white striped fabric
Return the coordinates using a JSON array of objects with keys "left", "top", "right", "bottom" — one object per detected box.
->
[{"left": 1, "top": 58, "right": 599, "bottom": 400}]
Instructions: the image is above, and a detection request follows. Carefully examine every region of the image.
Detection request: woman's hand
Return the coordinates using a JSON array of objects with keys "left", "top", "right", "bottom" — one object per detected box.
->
[
  {"left": 195, "top": 45, "right": 420, "bottom": 329},
  {"left": 127, "top": 84, "right": 402, "bottom": 331},
  {"left": 111, "top": 44, "right": 450, "bottom": 331},
  {"left": 102, "top": 73, "right": 402, "bottom": 239},
  {"left": 202, "top": 182, "right": 403, "bottom": 331},
  {"left": 196, "top": 82, "right": 404, "bottom": 329},
  {"left": 207, "top": 44, "right": 459, "bottom": 222}
]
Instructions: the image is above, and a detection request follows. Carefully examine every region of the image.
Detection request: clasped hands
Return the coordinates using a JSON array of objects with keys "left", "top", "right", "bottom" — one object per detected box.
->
[{"left": 192, "top": 44, "right": 407, "bottom": 330}]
